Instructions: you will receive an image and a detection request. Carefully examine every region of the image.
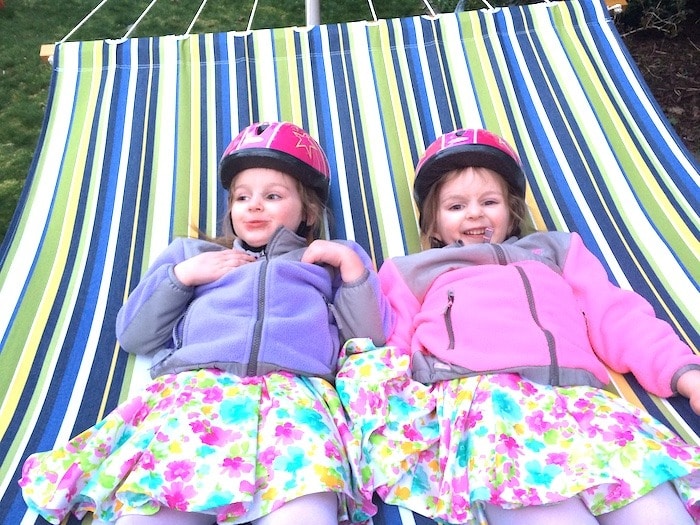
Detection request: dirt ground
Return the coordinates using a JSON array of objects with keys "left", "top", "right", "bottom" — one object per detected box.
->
[{"left": 620, "top": 9, "right": 700, "bottom": 160}]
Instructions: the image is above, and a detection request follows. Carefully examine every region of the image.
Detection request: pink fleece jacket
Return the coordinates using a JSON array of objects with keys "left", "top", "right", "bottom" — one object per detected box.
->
[{"left": 378, "top": 231, "right": 699, "bottom": 397}]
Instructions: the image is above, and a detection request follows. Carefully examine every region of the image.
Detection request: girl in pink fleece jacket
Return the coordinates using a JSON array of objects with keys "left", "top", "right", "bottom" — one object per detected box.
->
[{"left": 336, "top": 128, "right": 700, "bottom": 524}]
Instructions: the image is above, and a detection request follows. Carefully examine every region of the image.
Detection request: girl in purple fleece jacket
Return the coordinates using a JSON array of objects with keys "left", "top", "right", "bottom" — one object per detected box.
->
[
  {"left": 20, "top": 122, "right": 391, "bottom": 525},
  {"left": 336, "top": 128, "right": 700, "bottom": 524}
]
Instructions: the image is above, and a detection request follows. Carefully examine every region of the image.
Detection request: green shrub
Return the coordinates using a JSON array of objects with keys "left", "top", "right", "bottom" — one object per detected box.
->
[{"left": 615, "top": 0, "right": 689, "bottom": 37}]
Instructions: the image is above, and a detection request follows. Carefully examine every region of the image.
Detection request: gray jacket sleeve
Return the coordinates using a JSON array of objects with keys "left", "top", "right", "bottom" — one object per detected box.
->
[
  {"left": 330, "top": 241, "right": 392, "bottom": 346},
  {"left": 116, "top": 238, "right": 219, "bottom": 355},
  {"left": 116, "top": 265, "right": 194, "bottom": 355}
]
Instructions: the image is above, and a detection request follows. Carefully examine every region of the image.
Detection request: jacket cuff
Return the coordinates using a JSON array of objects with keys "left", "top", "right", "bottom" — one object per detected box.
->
[
  {"left": 167, "top": 264, "right": 195, "bottom": 292},
  {"left": 341, "top": 267, "right": 370, "bottom": 287},
  {"left": 671, "top": 363, "right": 700, "bottom": 394}
]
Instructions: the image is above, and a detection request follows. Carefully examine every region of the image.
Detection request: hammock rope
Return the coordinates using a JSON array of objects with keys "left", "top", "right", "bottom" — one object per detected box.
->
[
  {"left": 58, "top": 0, "right": 111, "bottom": 43},
  {"left": 422, "top": 0, "right": 437, "bottom": 17},
  {"left": 61, "top": 0, "right": 449, "bottom": 41},
  {"left": 185, "top": 0, "right": 208, "bottom": 36},
  {"left": 122, "top": 0, "right": 159, "bottom": 39},
  {"left": 59, "top": 0, "right": 210, "bottom": 42},
  {"left": 247, "top": 0, "right": 260, "bottom": 31},
  {"left": 366, "top": 0, "right": 378, "bottom": 22}
]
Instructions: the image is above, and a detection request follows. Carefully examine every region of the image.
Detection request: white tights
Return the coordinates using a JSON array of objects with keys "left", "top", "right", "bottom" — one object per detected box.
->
[
  {"left": 97, "top": 507, "right": 214, "bottom": 525},
  {"left": 99, "top": 492, "right": 338, "bottom": 525},
  {"left": 483, "top": 482, "right": 693, "bottom": 525},
  {"left": 252, "top": 492, "right": 338, "bottom": 525}
]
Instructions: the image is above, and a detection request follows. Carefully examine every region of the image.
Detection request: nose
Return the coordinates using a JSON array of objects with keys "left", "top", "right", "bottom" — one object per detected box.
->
[
  {"left": 464, "top": 201, "right": 482, "bottom": 219},
  {"left": 247, "top": 194, "right": 263, "bottom": 211}
]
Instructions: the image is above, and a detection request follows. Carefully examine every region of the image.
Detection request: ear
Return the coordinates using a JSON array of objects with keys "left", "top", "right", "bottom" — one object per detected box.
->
[{"left": 303, "top": 208, "right": 319, "bottom": 229}]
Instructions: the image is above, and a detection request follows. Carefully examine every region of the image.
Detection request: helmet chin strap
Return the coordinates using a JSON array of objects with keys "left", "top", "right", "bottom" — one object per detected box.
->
[
  {"left": 429, "top": 236, "right": 446, "bottom": 249},
  {"left": 295, "top": 220, "right": 310, "bottom": 237},
  {"left": 234, "top": 221, "right": 310, "bottom": 254},
  {"left": 238, "top": 239, "right": 265, "bottom": 253}
]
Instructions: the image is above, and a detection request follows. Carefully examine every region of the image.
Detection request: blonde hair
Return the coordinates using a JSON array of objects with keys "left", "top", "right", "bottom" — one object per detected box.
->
[{"left": 418, "top": 166, "right": 531, "bottom": 249}]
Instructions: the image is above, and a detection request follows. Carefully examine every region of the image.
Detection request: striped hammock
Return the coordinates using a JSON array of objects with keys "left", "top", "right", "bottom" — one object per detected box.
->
[{"left": 0, "top": 0, "right": 698, "bottom": 523}]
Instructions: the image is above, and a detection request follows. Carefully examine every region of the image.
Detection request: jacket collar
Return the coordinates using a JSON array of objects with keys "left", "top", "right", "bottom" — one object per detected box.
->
[{"left": 233, "top": 226, "right": 307, "bottom": 259}]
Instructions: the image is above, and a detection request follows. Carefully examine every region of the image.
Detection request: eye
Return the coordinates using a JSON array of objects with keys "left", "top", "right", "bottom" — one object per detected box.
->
[
  {"left": 265, "top": 193, "right": 282, "bottom": 200},
  {"left": 234, "top": 194, "right": 249, "bottom": 202},
  {"left": 448, "top": 203, "right": 464, "bottom": 211}
]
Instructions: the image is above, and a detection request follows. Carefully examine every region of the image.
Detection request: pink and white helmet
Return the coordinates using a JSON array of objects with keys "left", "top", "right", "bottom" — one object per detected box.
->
[
  {"left": 413, "top": 128, "right": 526, "bottom": 210},
  {"left": 219, "top": 121, "right": 331, "bottom": 203}
]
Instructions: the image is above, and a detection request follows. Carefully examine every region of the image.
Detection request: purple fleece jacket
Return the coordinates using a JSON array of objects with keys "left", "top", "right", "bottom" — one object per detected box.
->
[{"left": 116, "top": 227, "right": 391, "bottom": 382}]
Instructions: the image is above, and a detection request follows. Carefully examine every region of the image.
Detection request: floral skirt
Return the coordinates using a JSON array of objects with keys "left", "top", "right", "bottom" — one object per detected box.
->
[
  {"left": 336, "top": 339, "right": 700, "bottom": 524},
  {"left": 19, "top": 369, "right": 374, "bottom": 524}
]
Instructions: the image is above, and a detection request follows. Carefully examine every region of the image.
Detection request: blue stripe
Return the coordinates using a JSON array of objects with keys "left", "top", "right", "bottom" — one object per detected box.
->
[
  {"left": 418, "top": 16, "right": 455, "bottom": 133},
  {"left": 197, "top": 35, "right": 210, "bottom": 229},
  {"left": 2, "top": 5, "right": 698, "bottom": 523},
  {"left": 309, "top": 26, "right": 346, "bottom": 240},
  {"left": 323, "top": 22, "right": 373, "bottom": 248},
  {"left": 212, "top": 32, "right": 232, "bottom": 232},
  {"left": 400, "top": 17, "right": 438, "bottom": 147}
]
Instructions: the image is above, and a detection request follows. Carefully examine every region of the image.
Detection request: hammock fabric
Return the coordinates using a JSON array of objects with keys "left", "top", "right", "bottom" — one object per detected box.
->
[{"left": 0, "top": 0, "right": 698, "bottom": 522}]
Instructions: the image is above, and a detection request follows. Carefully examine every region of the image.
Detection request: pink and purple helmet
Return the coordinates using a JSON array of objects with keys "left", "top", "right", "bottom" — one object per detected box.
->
[
  {"left": 219, "top": 121, "right": 331, "bottom": 203},
  {"left": 413, "top": 128, "right": 526, "bottom": 210}
]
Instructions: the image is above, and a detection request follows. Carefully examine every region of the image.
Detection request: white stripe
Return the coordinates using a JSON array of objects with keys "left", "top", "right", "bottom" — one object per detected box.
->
[
  {"left": 398, "top": 506, "right": 418, "bottom": 525},
  {"left": 441, "top": 14, "right": 482, "bottom": 129},
  {"left": 149, "top": 36, "right": 178, "bottom": 261},
  {"left": 318, "top": 25, "right": 355, "bottom": 240},
  {"left": 57, "top": 38, "right": 125, "bottom": 445},
  {"left": 257, "top": 31, "right": 282, "bottom": 123},
  {"left": 0, "top": 42, "right": 80, "bottom": 343},
  {"left": 501, "top": 6, "right": 632, "bottom": 286}
]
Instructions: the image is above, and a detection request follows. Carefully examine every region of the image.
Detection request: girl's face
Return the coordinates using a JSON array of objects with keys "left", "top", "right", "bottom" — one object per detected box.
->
[
  {"left": 434, "top": 167, "right": 512, "bottom": 245},
  {"left": 230, "top": 168, "right": 305, "bottom": 248}
]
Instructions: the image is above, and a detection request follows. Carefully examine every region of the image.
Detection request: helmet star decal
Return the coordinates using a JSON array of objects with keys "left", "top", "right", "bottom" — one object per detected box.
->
[{"left": 292, "top": 127, "right": 323, "bottom": 160}]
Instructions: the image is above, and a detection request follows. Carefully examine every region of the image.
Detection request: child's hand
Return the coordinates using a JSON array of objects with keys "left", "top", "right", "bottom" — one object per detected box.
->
[
  {"left": 676, "top": 368, "right": 700, "bottom": 415},
  {"left": 302, "top": 240, "right": 366, "bottom": 283},
  {"left": 174, "top": 249, "right": 256, "bottom": 286}
]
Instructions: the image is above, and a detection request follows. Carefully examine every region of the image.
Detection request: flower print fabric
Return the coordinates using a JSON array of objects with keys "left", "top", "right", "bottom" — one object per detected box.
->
[
  {"left": 336, "top": 339, "right": 700, "bottom": 525},
  {"left": 20, "top": 368, "right": 374, "bottom": 524}
]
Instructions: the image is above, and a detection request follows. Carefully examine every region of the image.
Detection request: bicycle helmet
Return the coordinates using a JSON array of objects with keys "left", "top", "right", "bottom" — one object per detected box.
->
[
  {"left": 413, "top": 128, "right": 526, "bottom": 210},
  {"left": 219, "top": 121, "right": 331, "bottom": 203}
]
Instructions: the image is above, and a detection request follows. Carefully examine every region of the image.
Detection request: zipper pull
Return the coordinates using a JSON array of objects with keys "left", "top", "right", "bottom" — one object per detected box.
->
[
  {"left": 445, "top": 290, "right": 454, "bottom": 313},
  {"left": 444, "top": 290, "right": 455, "bottom": 350}
]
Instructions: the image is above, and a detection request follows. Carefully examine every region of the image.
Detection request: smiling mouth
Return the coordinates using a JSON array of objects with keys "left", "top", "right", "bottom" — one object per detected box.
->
[{"left": 462, "top": 227, "right": 493, "bottom": 243}]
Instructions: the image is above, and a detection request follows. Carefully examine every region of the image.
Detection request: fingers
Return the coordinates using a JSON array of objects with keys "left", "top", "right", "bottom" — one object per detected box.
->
[
  {"left": 300, "top": 240, "right": 326, "bottom": 265},
  {"left": 175, "top": 249, "right": 255, "bottom": 286},
  {"left": 301, "top": 241, "right": 365, "bottom": 282},
  {"left": 217, "top": 249, "right": 256, "bottom": 268},
  {"left": 302, "top": 240, "right": 343, "bottom": 266}
]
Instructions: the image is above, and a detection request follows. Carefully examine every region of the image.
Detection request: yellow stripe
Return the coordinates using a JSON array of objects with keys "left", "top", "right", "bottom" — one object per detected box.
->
[
  {"left": 546, "top": 5, "right": 698, "bottom": 344},
  {"left": 551, "top": 4, "right": 699, "bottom": 277},
  {"left": 0, "top": 40, "right": 105, "bottom": 437},
  {"left": 188, "top": 37, "right": 202, "bottom": 235},
  {"left": 380, "top": 20, "right": 422, "bottom": 253}
]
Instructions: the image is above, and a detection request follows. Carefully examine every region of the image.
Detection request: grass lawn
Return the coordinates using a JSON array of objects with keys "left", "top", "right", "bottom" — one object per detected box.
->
[{"left": 0, "top": 0, "right": 434, "bottom": 245}]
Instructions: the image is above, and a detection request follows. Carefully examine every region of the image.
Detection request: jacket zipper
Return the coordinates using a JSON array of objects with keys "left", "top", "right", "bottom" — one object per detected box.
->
[
  {"left": 151, "top": 305, "right": 189, "bottom": 372},
  {"left": 247, "top": 254, "right": 268, "bottom": 376},
  {"left": 493, "top": 244, "right": 508, "bottom": 265},
  {"left": 443, "top": 242, "right": 502, "bottom": 353},
  {"left": 173, "top": 303, "right": 192, "bottom": 349},
  {"left": 515, "top": 265, "right": 560, "bottom": 385},
  {"left": 444, "top": 290, "right": 455, "bottom": 350}
]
